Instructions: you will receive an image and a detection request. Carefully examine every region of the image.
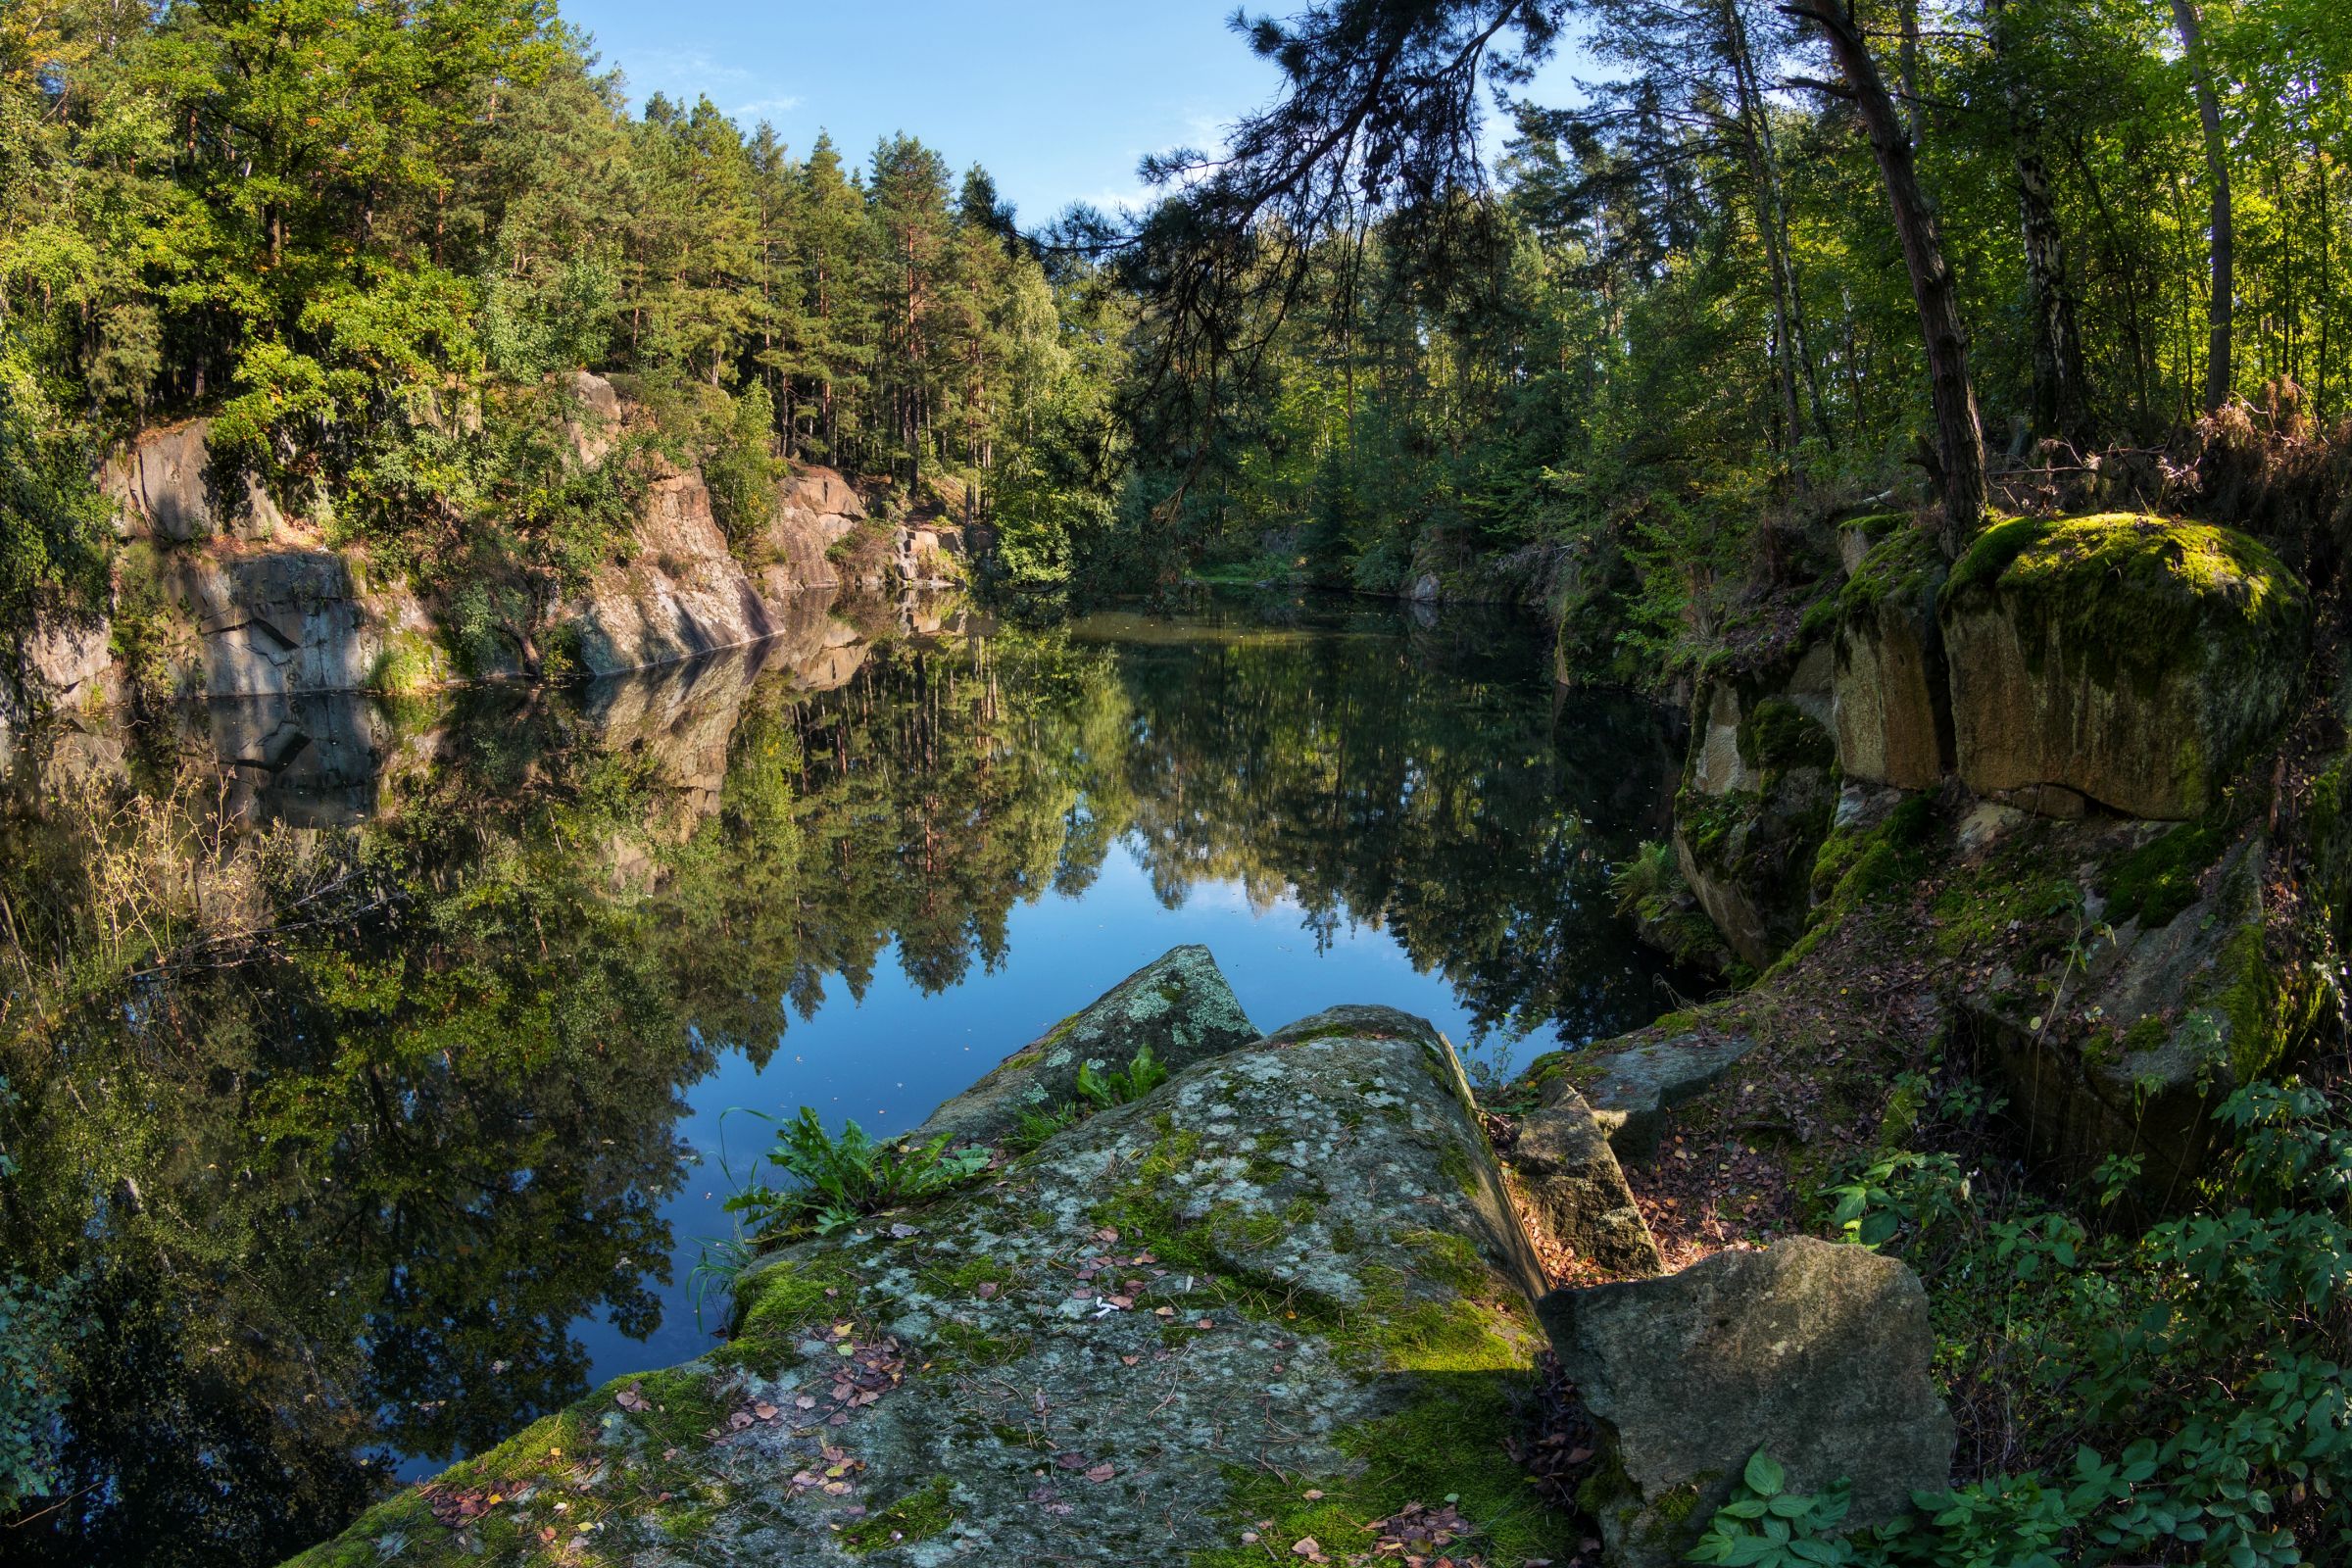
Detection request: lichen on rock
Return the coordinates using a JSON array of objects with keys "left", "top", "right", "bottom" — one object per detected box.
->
[
  {"left": 907, "top": 944, "right": 1259, "bottom": 1151},
  {"left": 285, "top": 984, "right": 1578, "bottom": 1566}
]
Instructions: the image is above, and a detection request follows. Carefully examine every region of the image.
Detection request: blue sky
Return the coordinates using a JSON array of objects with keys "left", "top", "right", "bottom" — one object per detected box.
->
[{"left": 556, "top": 1, "right": 1590, "bottom": 223}]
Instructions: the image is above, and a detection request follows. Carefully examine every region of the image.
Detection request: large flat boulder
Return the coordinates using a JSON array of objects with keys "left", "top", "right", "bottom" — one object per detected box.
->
[
  {"left": 287, "top": 1006, "right": 1580, "bottom": 1567},
  {"left": 907, "top": 945, "right": 1259, "bottom": 1151},
  {"left": 1940, "top": 514, "right": 2308, "bottom": 819},
  {"left": 1542, "top": 1237, "right": 1954, "bottom": 1568}
]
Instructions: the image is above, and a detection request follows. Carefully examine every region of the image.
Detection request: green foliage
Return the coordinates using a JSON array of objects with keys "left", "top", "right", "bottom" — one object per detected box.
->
[
  {"left": 1610, "top": 838, "right": 1680, "bottom": 918},
  {"left": 0, "top": 1075, "right": 84, "bottom": 1509},
  {"left": 0, "top": 349, "right": 109, "bottom": 680},
  {"left": 724, "top": 1109, "right": 990, "bottom": 1239},
  {"left": 702, "top": 382, "right": 783, "bottom": 545},
  {"left": 0, "top": 1266, "right": 82, "bottom": 1508},
  {"left": 1076, "top": 1040, "right": 1168, "bottom": 1109},
  {"left": 1003, "top": 1043, "right": 1172, "bottom": 1154},
  {"left": 1789, "top": 1080, "right": 2352, "bottom": 1566},
  {"left": 1690, "top": 1450, "right": 1857, "bottom": 1566},
  {"left": 841, "top": 1475, "right": 958, "bottom": 1554}
]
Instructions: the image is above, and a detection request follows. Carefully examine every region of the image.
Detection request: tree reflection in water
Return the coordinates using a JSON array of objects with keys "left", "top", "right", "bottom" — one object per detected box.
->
[{"left": 0, "top": 592, "right": 1683, "bottom": 1565}]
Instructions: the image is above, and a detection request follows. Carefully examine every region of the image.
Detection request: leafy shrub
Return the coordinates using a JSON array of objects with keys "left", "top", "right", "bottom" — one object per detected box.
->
[
  {"left": 0, "top": 1076, "right": 85, "bottom": 1509},
  {"left": 1078, "top": 1041, "right": 1168, "bottom": 1109},
  {"left": 725, "top": 1108, "right": 990, "bottom": 1239},
  {"left": 1767, "top": 1081, "right": 2352, "bottom": 1566},
  {"left": 1690, "top": 1450, "right": 1857, "bottom": 1566},
  {"left": 704, "top": 382, "right": 782, "bottom": 545},
  {"left": 1609, "top": 839, "right": 1678, "bottom": 919}
]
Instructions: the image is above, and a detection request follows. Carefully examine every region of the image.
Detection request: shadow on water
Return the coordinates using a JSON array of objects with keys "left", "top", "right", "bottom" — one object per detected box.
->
[{"left": 0, "top": 590, "right": 1690, "bottom": 1566}]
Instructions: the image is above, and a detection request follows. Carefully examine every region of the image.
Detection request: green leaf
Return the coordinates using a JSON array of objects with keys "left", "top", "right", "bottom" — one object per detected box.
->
[{"left": 1744, "top": 1449, "right": 1788, "bottom": 1498}]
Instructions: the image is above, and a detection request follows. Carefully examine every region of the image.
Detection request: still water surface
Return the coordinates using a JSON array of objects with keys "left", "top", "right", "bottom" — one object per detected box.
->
[{"left": 2, "top": 592, "right": 1686, "bottom": 1565}]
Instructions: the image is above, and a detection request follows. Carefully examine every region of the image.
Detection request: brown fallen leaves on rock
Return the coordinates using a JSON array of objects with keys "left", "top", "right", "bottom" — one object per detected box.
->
[
  {"left": 1367, "top": 1499, "right": 1473, "bottom": 1556},
  {"left": 418, "top": 1483, "right": 500, "bottom": 1528}
]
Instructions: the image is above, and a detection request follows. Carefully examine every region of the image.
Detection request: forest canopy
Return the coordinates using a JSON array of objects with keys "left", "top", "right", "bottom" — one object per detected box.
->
[{"left": 1, "top": 0, "right": 2347, "bottom": 657}]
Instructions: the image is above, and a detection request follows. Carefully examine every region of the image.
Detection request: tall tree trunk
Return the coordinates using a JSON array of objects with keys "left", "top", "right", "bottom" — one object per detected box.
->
[
  {"left": 1986, "top": 0, "right": 2084, "bottom": 438},
  {"left": 2172, "top": 0, "right": 2233, "bottom": 413},
  {"left": 1724, "top": 0, "right": 1832, "bottom": 449},
  {"left": 1722, "top": 0, "right": 1802, "bottom": 457},
  {"left": 1788, "top": 0, "right": 1987, "bottom": 551}
]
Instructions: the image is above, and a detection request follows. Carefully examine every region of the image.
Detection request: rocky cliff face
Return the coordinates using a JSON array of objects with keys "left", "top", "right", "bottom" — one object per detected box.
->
[
  {"left": 1644, "top": 507, "right": 2320, "bottom": 1203},
  {"left": 50, "top": 381, "right": 969, "bottom": 714},
  {"left": 566, "top": 469, "right": 784, "bottom": 678},
  {"left": 1672, "top": 656, "right": 1839, "bottom": 971}
]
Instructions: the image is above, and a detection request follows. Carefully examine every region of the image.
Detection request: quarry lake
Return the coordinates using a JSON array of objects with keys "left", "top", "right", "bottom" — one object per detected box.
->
[{"left": 1, "top": 590, "right": 1688, "bottom": 1564}]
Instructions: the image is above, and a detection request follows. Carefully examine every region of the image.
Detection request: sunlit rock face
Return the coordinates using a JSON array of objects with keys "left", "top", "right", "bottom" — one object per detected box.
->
[
  {"left": 100, "top": 417, "right": 284, "bottom": 545},
  {"left": 1940, "top": 514, "right": 2309, "bottom": 820},
  {"left": 1832, "top": 521, "right": 1952, "bottom": 791},
  {"left": 285, "top": 972, "right": 1583, "bottom": 1567},
  {"left": 566, "top": 469, "right": 786, "bottom": 677}
]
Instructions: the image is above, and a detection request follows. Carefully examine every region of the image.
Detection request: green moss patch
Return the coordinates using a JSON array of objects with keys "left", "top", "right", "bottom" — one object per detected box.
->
[
  {"left": 1944, "top": 512, "right": 2308, "bottom": 697},
  {"left": 1736, "top": 697, "right": 1835, "bottom": 776},
  {"left": 1193, "top": 1375, "right": 1580, "bottom": 1567},
  {"left": 2101, "top": 821, "right": 2229, "bottom": 929},
  {"left": 842, "top": 1475, "right": 958, "bottom": 1554},
  {"left": 1838, "top": 521, "right": 1943, "bottom": 620},
  {"left": 728, "top": 1249, "right": 859, "bottom": 1345}
]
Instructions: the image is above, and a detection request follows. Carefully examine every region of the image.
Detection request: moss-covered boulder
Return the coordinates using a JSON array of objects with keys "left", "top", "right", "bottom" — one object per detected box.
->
[
  {"left": 1940, "top": 514, "right": 2309, "bottom": 819},
  {"left": 1962, "top": 825, "right": 2300, "bottom": 1200},
  {"left": 1540, "top": 1238, "right": 1954, "bottom": 1568},
  {"left": 286, "top": 1004, "right": 1580, "bottom": 1567},
  {"left": 907, "top": 945, "right": 1258, "bottom": 1151},
  {"left": 1834, "top": 523, "right": 1952, "bottom": 790},
  {"left": 1674, "top": 685, "right": 1838, "bottom": 969}
]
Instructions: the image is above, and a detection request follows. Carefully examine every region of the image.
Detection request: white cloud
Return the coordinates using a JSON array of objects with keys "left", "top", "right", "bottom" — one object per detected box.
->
[{"left": 733, "top": 95, "right": 804, "bottom": 122}]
